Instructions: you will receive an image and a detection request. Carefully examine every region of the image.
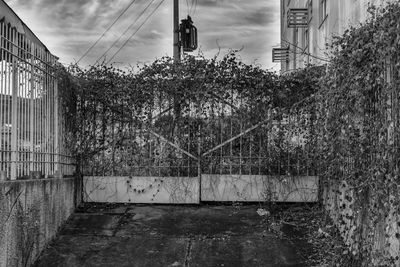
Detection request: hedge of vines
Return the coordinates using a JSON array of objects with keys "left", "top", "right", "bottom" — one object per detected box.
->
[
  {"left": 64, "top": 53, "right": 322, "bottom": 176},
  {"left": 318, "top": 2, "right": 400, "bottom": 265}
]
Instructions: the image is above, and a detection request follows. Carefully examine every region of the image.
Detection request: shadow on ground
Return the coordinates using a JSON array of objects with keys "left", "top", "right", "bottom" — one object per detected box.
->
[{"left": 34, "top": 204, "right": 312, "bottom": 267}]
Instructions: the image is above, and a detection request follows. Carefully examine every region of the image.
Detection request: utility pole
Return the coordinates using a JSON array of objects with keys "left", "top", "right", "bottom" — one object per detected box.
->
[{"left": 173, "top": 0, "right": 180, "bottom": 62}]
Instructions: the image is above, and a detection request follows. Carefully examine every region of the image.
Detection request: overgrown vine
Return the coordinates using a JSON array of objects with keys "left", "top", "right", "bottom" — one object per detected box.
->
[{"left": 318, "top": 2, "right": 400, "bottom": 265}]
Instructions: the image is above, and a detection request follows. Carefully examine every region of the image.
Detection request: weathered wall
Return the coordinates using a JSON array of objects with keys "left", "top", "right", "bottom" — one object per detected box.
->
[
  {"left": 84, "top": 175, "right": 318, "bottom": 204},
  {"left": 0, "top": 178, "right": 79, "bottom": 267},
  {"left": 323, "top": 181, "right": 400, "bottom": 266}
]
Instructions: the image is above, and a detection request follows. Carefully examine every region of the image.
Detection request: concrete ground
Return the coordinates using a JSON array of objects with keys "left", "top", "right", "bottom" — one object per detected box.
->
[{"left": 34, "top": 204, "right": 312, "bottom": 267}]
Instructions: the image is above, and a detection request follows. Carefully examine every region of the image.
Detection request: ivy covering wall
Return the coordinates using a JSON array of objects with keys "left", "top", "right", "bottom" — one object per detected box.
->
[{"left": 318, "top": 2, "right": 400, "bottom": 265}]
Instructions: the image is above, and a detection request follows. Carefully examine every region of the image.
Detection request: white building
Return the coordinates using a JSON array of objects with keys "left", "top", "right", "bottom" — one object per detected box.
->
[{"left": 277, "top": 0, "right": 392, "bottom": 72}]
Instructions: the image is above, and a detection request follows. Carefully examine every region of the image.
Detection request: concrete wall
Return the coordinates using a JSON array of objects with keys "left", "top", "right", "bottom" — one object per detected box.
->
[
  {"left": 84, "top": 175, "right": 318, "bottom": 203},
  {"left": 323, "top": 180, "right": 400, "bottom": 266},
  {"left": 0, "top": 178, "right": 80, "bottom": 267}
]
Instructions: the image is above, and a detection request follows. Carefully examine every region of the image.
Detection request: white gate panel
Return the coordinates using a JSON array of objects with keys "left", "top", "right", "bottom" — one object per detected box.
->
[
  {"left": 84, "top": 176, "right": 200, "bottom": 204},
  {"left": 201, "top": 175, "right": 318, "bottom": 202}
]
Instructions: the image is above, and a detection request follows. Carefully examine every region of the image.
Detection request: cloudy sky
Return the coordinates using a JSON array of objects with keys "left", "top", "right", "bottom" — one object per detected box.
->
[{"left": 4, "top": 0, "right": 281, "bottom": 70}]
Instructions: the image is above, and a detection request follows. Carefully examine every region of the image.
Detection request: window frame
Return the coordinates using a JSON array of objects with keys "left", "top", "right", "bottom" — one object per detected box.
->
[
  {"left": 303, "top": 28, "right": 309, "bottom": 51},
  {"left": 319, "top": 0, "right": 327, "bottom": 28},
  {"left": 308, "top": 0, "right": 313, "bottom": 23}
]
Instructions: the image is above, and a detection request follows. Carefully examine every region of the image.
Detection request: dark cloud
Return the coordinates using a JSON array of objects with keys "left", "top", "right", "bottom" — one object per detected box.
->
[{"left": 5, "top": 0, "right": 280, "bottom": 70}]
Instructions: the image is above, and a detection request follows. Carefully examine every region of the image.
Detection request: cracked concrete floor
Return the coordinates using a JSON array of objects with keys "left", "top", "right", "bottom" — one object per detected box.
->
[{"left": 34, "top": 205, "right": 311, "bottom": 267}]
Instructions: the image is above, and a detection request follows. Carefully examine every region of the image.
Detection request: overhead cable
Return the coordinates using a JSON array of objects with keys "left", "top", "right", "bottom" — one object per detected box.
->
[
  {"left": 281, "top": 39, "right": 331, "bottom": 63},
  {"left": 94, "top": 0, "right": 157, "bottom": 65},
  {"left": 77, "top": 0, "right": 137, "bottom": 64},
  {"left": 106, "top": 0, "right": 166, "bottom": 65}
]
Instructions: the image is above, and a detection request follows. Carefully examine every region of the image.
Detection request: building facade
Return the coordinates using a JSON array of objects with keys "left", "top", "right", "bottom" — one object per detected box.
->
[{"left": 278, "top": 0, "right": 391, "bottom": 72}]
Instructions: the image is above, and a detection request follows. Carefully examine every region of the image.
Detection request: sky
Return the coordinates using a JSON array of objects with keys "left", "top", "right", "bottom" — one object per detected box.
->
[{"left": 4, "top": 0, "right": 281, "bottom": 71}]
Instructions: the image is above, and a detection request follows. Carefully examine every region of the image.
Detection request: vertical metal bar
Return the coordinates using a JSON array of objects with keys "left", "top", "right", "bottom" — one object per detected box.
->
[
  {"left": 30, "top": 40, "right": 35, "bottom": 174},
  {"left": 36, "top": 46, "right": 40, "bottom": 174},
  {"left": 220, "top": 107, "right": 223, "bottom": 175},
  {"left": 10, "top": 28, "right": 18, "bottom": 180},
  {"left": 147, "top": 107, "right": 151, "bottom": 177},
  {"left": 187, "top": 99, "right": 190, "bottom": 177},
  {"left": 197, "top": 123, "right": 201, "bottom": 202},
  {"left": 0, "top": 22, "right": 4, "bottom": 177},
  {"left": 50, "top": 54, "right": 54, "bottom": 175},
  {"left": 249, "top": 132, "right": 252, "bottom": 175},
  {"left": 239, "top": 98, "right": 242, "bottom": 175},
  {"left": 24, "top": 35, "right": 28, "bottom": 177},
  {"left": 158, "top": 92, "right": 162, "bottom": 177},
  {"left": 54, "top": 80, "right": 60, "bottom": 176},
  {"left": 44, "top": 49, "right": 47, "bottom": 177},
  {"left": 50, "top": 55, "right": 53, "bottom": 175},
  {"left": 239, "top": 123, "right": 242, "bottom": 175},
  {"left": 20, "top": 34, "right": 24, "bottom": 177},
  {"left": 40, "top": 47, "right": 44, "bottom": 175},
  {"left": 230, "top": 91, "right": 233, "bottom": 175},
  {"left": 287, "top": 110, "right": 291, "bottom": 176},
  {"left": 46, "top": 51, "right": 50, "bottom": 177},
  {"left": 21, "top": 34, "right": 26, "bottom": 177},
  {"left": 41, "top": 47, "right": 45, "bottom": 176},
  {"left": 38, "top": 47, "right": 41, "bottom": 175},
  {"left": 43, "top": 49, "right": 47, "bottom": 177},
  {"left": 6, "top": 25, "right": 11, "bottom": 178},
  {"left": 7, "top": 26, "right": 11, "bottom": 178},
  {"left": 50, "top": 54, "right": 53, "bottom": 175},
  {"left": 17, "top": 32, "right": 21, "bottom": 178},
  {"left": 34, "top": 44, "right": 38, "bottom": 173},
  {"left": 267, "top": 111, "right": 270, "bottom": 175},
  {"left": 258, "top": 129, "right": 262, "bottom": 175}
]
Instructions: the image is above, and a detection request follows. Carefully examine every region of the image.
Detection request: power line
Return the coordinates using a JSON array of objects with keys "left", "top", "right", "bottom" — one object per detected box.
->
[
  {"left": 94, "top": 0, "right": 157, "bottom": 65},
  {"left": 76, "top": 0, "right": 137, "bottom": 64},
  {"left": 281, "top": 39, "right": 331, "bottom": 63},
  {"left": 190, "top": 0, "right": 198, "bottom": 16},
  {"left": 186, "top": 0, "right": 190, "bottom": 15},
  {"left": 193, "top": 0, "right": 198, "bottom": 16},
  {"left": 106, "top": 0, "right": 166, "bottom": 65},
  {"left": 189, "top": 0, "right": 194, "bottom": 15}
]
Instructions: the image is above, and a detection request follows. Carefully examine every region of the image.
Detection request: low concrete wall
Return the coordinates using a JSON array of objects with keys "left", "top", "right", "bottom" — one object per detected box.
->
[
  {"left": 84, "top": 175, "right": 318, "bottom": 204},
  {"left": 0, "top": 178, "right": 79, "bottom": 267},
  {"left": 323, "top": 180, "right": 400, "bottom": 266}
]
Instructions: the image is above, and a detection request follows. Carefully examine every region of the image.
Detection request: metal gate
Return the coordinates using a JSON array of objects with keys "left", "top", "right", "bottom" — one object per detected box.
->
[{"left": 83, "top": 72, "right": 318, "bottom": 203}]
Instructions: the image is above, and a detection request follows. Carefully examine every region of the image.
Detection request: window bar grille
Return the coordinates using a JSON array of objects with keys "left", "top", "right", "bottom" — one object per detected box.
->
[
  {"left": 272, "top": 47, "right": 290, "bottom": 62},
  {"left": 287, "top": 8, "right": 309, "bottom": 28}
]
